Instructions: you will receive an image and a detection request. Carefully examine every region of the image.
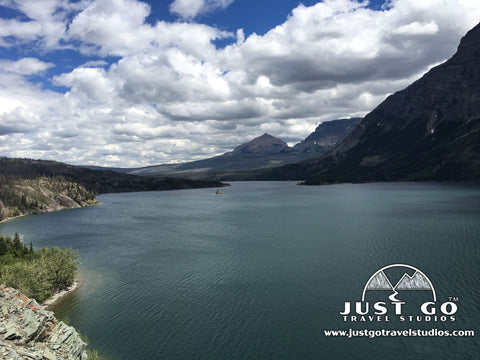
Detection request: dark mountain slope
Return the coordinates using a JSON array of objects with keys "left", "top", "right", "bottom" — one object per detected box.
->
[
  {"left": 261, "top": 23, "right": 480, "bottom": 183},
  {"left": 295, "top": 118, "right": 362, "bottom": 150}
]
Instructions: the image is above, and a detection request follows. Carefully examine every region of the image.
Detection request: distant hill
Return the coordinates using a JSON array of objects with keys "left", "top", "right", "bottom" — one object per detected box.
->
[
  {"left": 0, "top": 177, "right": 99, "bottom": 222},
  {"left": 128, "top": 118, "right": 361, "bottom": 180},
  {"left": 0, "top": 157, "right": 226, "bottom": 221},
  {"left": 0, "top": 158, "right": 226, "bottom": 193},
  {"left": 260, "top": 23, "right": 480, "bottom": 184}
]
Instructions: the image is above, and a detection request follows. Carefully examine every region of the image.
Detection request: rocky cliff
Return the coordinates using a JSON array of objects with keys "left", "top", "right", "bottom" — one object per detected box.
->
[
  {"left": 295, "top": 118, "right": 362, "bottom": 149},
  {"left": 0, "top": 287, "right": 87, "bottom": 360},
  {"left": 0, "top": 178, "right": 99, "bottom": 223}
]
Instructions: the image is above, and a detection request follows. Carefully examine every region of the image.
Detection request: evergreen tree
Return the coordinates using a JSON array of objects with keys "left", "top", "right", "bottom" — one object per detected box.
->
[
  {"left": 13, "top": 232, "right": 23, "bottom": 255},
  {"left": 0, "top": 234, "right": 79, "bottom": 302},
  {"left": 0, "top": 236, "right": 8, "bottom": 256}
]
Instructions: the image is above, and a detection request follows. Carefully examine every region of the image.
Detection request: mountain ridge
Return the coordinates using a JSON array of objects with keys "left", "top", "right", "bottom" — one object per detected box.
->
[
  {"left": 259, "top": 22, "right": 480, "bottom": 184},
  {"left": 128, "top": 118, "right": 361, "bottom": 179},
  {"left": 296, "top": 118, "right": 362, "bottom": 149}
]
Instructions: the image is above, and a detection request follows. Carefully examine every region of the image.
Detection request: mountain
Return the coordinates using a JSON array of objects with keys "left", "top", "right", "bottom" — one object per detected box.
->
[
  {"left": 294, "top": 118, "right": 362, "bottom": 150},
  {"left": 128, "top": 133, "right": 301, "bottom": 179},
  {"left": 261, "top": 23, "right": 480, "bottom": 184},
  {"left": 129, "top": 118, "right": 361, "bottom": 179},
  {"left": 229, "top": 133, "right": 289, "bottom": 155}
]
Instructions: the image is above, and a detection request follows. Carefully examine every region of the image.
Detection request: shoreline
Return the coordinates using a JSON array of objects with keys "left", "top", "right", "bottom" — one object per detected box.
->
[
  {"left": 0, "top": 212, "right": 29, "bottom": 225},
  {"left": 0, "top": 201, "right": 100, "bottom": 226},
  {"left": 42, "top": 277, "right": 80, "bottom": 308}
]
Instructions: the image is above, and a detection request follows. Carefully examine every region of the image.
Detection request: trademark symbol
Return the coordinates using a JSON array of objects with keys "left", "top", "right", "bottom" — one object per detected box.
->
[{"left": 448, "top": 297, "right": 459, "bottom": 302}]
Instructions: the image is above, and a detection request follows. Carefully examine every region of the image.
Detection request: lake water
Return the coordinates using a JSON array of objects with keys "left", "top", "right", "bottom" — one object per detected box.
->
[{"left": 1, "top": 182, "right": 479, "bottom": 359}]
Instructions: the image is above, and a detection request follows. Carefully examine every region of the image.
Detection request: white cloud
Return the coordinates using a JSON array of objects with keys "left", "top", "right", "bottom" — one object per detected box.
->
[
  {"left": 0, "top": 18, "right": 42, "bottom": 47},
  {"left": 0, "top": 107, "right": 40, "bottom": 135},
  {"left": 66, "top": 0, "right": 230, "bottom": 57},
  {"left": 67, "top": 0, "right": 152, "bottom": 56},
  {"left": 170, "top": 0, "right": 204, "bottom": 19},
  {"left": 393, "top": 21, "right": 439, "bottom": 35},
  {"left": 0, "top": 70, "right": 61, "bottom": 137},
  {"left": 0, "top": 0, "right": 480, "bottom": 166},
  {"left": 54, "top": 67, "right": 118, "bottom": 104},
  {"left": 219, "top": 0, "right": 475, "bottom": 89},
  {"left": 170, "top": 0, "right": 234, "bottom": 20},
  {"left": 0, "top": 0, "right": 87, "bottom": 48},
  {"left": 78, "top": 60, "right": 108, "bottom": 68},
  {"left": 0, "top": 58, "right": 54, "bottom": 75}
]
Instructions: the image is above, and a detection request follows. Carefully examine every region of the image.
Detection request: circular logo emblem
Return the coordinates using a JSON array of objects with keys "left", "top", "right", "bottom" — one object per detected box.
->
[{"left": 362, "top": 264, "right": 436, "bottom": 302}]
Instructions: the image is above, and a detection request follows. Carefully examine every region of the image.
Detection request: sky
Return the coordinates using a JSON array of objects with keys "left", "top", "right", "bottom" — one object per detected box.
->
[{"left": 0, "top": 0, "right": 479, "bottom": 167}]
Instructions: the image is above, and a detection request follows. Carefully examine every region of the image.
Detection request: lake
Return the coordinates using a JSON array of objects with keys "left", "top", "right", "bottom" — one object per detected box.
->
[{"left": 0, "top": 181, "right": 479, "bottom": 359}]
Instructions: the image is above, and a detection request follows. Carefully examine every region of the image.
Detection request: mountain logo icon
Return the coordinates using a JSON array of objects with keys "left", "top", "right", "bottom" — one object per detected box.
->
[{"left": 361, "top": 264, "right": 436, "bottom": 302}]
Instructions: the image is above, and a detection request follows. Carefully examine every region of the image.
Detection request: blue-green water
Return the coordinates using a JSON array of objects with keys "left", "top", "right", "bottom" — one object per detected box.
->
[{"left": 1, "top": 182, "right": 479, "bottom": 359}]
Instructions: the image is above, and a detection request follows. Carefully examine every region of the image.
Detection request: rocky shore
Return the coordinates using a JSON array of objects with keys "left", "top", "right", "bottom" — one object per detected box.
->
[
  {"left": 41, "top": 280, "right": 79, "bottom": 309},
  {"left": 0, "top": 287, "right": 87, "bottom": 360}
]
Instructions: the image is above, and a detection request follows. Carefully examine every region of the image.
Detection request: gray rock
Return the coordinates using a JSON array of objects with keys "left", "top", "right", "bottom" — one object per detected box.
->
[
  {"left": 6, "top": 348, "right": 21, "bottom": 360},
  {"left": 0, "top": 287, "right": 88, "bottom": 360},
  {"left": 43, "top": 347, "right": 57, "bottom": 360}
]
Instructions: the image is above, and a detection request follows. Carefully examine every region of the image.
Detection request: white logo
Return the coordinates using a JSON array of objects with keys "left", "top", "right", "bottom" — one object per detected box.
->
[
  {"left": 340, "top": 264, "right": 458, "bottom": 323},
  {"left": 362, "top": 263, "right": 436, "bottom": 302}
]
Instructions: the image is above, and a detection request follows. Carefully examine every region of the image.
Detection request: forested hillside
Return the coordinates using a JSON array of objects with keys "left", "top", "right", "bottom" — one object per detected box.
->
[
  {"left": 0, "top": 157, "right": 226, "bottom": 222},
  {"left": 0, "top": 157, "right": 226, "bottom": 194},
  {"left": 0, "top": 177, "right": 98, "bottom": 222}
]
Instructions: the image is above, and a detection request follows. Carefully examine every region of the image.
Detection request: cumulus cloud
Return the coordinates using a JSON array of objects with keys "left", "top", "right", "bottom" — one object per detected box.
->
[
  {"left": 219, "top": 0, "right": 471, "bottom": 89},
  {"left": 67, "top": 0, "right": 153, "bottom": 56},
  {"left": 66, "top": 0, "right": 230, "bottom": 57},
  {"left": 0, "top": 107, "right": 40, "bottom": 135},
  {"left": 170, "top": 0, "right": 234, "bottom": 20},
  {"left": 54, "top": 67, "right": 118, "bottom": 104},
  {"left": 0, "top": 75, "right": 60, "bottom": 146},
  {"left": 0, "top": 57, "right": 54, "bottom": 75},
  {"left": 0, "top": 0, "right": 480, "bottom": 166},
  {"left": 0, "top": 0, "right": 87, "bottom": 48}
]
